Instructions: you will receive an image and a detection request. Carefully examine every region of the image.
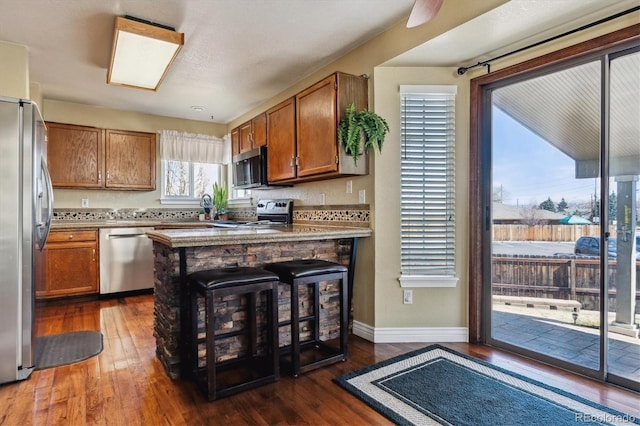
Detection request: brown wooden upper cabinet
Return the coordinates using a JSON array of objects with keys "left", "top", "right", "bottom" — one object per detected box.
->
[
  {"left": 251, "top": 113, "right": 267, "bottom": 148},
  {"left": 296, "top": 74, "right": 341, "bottom": 177},
  {"left": 233, "top": 71, "right": 368, "bottom": 186},
  {"left": 231, "top": 127, "right": 240, "bottom": 157},
  {"left": 239, "top": 121, "right": 252, "bottom": 153},
  {"left": 266, "top": 97, "right": 296, "bottom": 182},
  {"left": 235, "top": 113, "right": 267, "bottom": 155},
  {"left": 105, "top": 129, "right": 156, "bottom": 190},
  {"left": 47, "top": 123, "right": 103, "bottom": 188},
  {"left": 290, "top": 72, "right": 368, "bottom": 182},
  {"left": 46, "top": 122, "right": 156, "bottom": 190}
]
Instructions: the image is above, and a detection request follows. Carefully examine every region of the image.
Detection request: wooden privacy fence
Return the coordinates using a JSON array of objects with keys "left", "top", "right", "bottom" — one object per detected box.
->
[
  {"left": 492, "top": 255, "right": 640, "bottom": 313},
  {"left": 493, "top": 225, "right": 605, "bottom": 242}
]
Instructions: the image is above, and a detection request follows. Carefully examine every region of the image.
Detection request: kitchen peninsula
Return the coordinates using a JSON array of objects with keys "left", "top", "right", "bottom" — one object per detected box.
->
[{"left": 145, "top": 223, "right": 371, "bottom": 379}]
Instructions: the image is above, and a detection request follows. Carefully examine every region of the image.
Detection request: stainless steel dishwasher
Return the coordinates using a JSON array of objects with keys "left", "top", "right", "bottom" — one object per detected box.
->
[{"left": 99, "top": 227, "right": 155, "bottom": 295}]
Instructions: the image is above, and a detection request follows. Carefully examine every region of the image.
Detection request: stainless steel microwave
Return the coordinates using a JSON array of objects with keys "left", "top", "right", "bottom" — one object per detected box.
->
[{"left": 232, "top": 146, "right": 268, "bottom": 189}]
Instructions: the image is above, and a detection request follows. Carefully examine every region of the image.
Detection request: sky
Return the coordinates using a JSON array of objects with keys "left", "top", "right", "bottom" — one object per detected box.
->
[{"left": 491, "top": 106, "right": 597, "bottom": 207}]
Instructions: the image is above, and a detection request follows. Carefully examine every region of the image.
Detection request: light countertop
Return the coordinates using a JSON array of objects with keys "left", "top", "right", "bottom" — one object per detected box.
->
[{"left": 145, "top": 224, "right": 371, "bottom": 248}]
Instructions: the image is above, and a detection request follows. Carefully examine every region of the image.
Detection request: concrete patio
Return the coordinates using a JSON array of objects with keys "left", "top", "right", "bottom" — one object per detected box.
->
[{"left": 492, "top": 305, "right": 640, "bottom": 384}]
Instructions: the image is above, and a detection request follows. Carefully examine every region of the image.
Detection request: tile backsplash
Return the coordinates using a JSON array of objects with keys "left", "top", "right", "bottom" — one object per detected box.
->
[
  {"left": 53, "top": 204, "right": 370, "bottom": 226},
  {"left": 53, "top": 208, "right": 199, "bottom": 222}
]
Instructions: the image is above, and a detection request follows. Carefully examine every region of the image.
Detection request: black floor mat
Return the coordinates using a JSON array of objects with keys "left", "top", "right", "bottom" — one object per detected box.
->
[{"left": 35, "top": 330, "right": 103, "bottom": 370}]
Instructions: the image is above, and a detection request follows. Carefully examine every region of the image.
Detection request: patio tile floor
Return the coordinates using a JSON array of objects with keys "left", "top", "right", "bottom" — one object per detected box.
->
[{"left": 492, "top": 309, "right": 640, "bottom": 383}]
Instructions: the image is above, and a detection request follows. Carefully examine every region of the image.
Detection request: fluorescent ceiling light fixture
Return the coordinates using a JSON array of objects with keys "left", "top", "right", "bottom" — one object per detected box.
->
[{"left": 107, "top": 16, "right": 184, "bottom": 91}]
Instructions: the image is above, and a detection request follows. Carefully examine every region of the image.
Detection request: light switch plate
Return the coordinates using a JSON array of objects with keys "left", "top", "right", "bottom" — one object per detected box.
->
[
  {"left": 358, "top": 189, "right": 366, "bottom": 204},
  {"left": 81, "top": 198, "right": 89, "bottom": 207}
]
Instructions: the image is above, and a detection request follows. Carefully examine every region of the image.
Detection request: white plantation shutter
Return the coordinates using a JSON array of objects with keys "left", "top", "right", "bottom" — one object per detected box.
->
[{"left": 399, "top": 85, "right": 457, "bottom": 287}]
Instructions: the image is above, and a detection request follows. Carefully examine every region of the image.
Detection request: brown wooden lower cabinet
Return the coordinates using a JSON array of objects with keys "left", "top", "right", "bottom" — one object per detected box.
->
[{"left": 36, "top": 230, "right": 99, "bottom": 299}]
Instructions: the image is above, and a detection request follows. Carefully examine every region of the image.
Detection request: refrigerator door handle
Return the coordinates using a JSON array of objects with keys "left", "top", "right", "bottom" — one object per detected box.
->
[{"left": 38, "top": 157, "right": 54, "bottom": 250}]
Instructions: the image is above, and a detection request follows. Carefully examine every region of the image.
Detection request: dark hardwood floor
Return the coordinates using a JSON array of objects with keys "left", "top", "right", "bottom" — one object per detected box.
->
[{"left": 0, "top": 294, "right": 637, "bottom": 425}]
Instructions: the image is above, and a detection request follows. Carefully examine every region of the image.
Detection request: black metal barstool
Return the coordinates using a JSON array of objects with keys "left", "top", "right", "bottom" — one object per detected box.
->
[
  {"left": 264, "top": 259, "right": 348, "bottom": 377},
  {"left": 188, "top": 266, "right": 280, "bottom": 400}
]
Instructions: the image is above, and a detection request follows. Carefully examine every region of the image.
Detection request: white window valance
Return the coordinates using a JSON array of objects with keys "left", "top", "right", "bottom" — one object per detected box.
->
[{"left": 159, "top": 130, "right": 231, "bottom": 165}]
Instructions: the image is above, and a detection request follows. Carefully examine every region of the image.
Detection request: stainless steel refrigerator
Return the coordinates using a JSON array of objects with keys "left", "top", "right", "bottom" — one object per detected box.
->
[{"left": 0, "top": 97, "right": 53, "bottom": 384}]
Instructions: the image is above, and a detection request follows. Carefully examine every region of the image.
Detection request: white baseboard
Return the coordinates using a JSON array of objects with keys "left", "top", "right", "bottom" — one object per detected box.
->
[{"left": 352, "top": 320, "right": 468, "bottom": 343}]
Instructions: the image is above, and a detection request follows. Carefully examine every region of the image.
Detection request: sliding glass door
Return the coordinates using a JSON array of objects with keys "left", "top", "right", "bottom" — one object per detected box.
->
[
  {"left": 606, "top": 49, "right": 639, "bottom": 389},
  {"left": 484, "top": 46, "right": 639, "bottom": 390}
]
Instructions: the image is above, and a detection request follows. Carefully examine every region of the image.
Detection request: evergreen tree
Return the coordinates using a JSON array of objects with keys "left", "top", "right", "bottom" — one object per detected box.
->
[
  {"left": 557, "top": 197, "right": 568, "bottom": 213},
  {"left": 539, "top": 197, "right": 556, "bottom": 212},
  {"left": 591, "top": 196, "right": 599, "bottom": 221},
  {"left": 608, "top": 191, "right": 617, "bottom": 219}
]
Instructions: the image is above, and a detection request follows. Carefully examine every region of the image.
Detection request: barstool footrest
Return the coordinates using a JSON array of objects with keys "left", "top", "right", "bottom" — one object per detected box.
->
[
  {"left": 279, "top": 338, "right": 346, "bottom": 375},
  {"left": 194, "top": 355, "right": 278, "bottom": 399}
]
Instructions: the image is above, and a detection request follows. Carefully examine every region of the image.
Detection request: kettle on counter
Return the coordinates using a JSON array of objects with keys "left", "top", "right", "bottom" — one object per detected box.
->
[{"left": 200, "top": 193, "right": 213, "bottom": 215}]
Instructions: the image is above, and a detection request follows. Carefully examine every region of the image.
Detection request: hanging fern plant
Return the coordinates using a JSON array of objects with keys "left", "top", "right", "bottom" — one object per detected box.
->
[{"left": 338, "top": 103, "right": 389, "bottom": 167}]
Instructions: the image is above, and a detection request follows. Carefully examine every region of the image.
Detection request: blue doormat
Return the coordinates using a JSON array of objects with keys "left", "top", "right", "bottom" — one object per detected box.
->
[
  {"left": 334, "top": 344, "right": 639, "bottom": 426},
  {"left": 35, "top": 330, "right": 103, "bottom": 370}
]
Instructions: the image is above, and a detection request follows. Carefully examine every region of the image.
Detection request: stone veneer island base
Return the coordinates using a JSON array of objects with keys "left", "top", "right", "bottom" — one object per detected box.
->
[{"left": 147, "top": 224, "right": 371, "bottom": 379}]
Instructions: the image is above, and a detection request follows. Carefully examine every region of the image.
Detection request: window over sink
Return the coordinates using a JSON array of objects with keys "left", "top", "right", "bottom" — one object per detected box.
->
[
  {"left": 158, "top": 130, "right": 230, "bottom": 204},
  {"left": 161, "top": 160, "right": 225, "bottom": 203}
]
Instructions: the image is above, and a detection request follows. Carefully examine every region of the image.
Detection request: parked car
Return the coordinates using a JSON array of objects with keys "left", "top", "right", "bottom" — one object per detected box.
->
[{"left": 574, "top": 235, "right": 640, "bottom": 259}]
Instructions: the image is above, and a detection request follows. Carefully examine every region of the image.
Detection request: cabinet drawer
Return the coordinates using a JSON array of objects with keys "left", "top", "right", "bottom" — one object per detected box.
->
[{"left": 47, "top": 230, "right": 97, "bottom": 243}]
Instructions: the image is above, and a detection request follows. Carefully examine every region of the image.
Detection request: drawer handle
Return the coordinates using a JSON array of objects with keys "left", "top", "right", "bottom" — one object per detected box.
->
[{"left": 68, "top": 235, "right": 73, "bottom": 239}]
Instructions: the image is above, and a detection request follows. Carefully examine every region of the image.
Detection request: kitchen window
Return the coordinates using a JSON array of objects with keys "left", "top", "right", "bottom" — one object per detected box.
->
[
  {"left": 161, "top": 160, "right": 224, "bottom": 202},
  {"left": 158, "top": 130, "right": 230, "bottom": 203},
  {"left": 399, "top": 85, "right": 458, "bottom": 288}
]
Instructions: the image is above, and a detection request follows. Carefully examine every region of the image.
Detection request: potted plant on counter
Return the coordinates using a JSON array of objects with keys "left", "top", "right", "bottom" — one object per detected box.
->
[
  {"left": 213, "top": 182, "right": 228, "bottom": 220},
  {"left": 338, "top": 102, "right": 389, "bottom": 167}
]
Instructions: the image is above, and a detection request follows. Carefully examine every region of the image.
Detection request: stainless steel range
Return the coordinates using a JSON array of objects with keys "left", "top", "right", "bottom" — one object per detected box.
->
[
  {"left": 211, "top": 199, "right": 294, "bottom": 228},
  {"left": 256, "top": 199, "right": 294, "bottom": 224}
]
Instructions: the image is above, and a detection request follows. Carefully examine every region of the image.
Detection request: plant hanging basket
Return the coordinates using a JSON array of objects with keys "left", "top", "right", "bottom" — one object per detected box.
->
[{"left": 338, "top": 103, "right": 389, "bottom": 167}]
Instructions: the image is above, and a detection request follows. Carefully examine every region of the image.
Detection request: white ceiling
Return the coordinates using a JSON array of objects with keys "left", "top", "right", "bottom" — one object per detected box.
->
[
  {"left": 1, "top": 0, "right": 637, "bottom": 125},
  {"left": 0, "top": 0, "right": 415, "bottom": 123},
  {"left": 385, "top": 0, "right": 640, "bottom": 67}
]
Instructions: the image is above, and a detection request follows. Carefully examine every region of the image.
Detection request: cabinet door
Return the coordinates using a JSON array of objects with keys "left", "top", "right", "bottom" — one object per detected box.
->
[
  {"left": 251, "top": 113, "right": 267, "bottom": 148},
  {"left": 231, "top": 128, "right": 240, "bottom": 157},
  {"left": 36, "top": 230, "right": 99, "bottom": 299},
  {"left": 105, "top": 130, "right": 156, "bottom": 190},
  {"left": 46, "top": 122, "right": 104, "bottom": 188},
  {"left": 266, "top": 98, "right": 296, "bottom": 182},
  {"left": 239, "top": 121, "right": 253, "bottom": 153},
  {"left": 296, "top": 74, "right": 339, "bottom": 177}
]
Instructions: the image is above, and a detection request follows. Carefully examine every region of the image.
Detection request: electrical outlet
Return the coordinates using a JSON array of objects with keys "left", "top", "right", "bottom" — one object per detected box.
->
[
  {"left": 403, "top": 289, "right": 413, "bottom": 304},
  {"left": 358, "top": 189, "right": 366, "bottom": 204},
  {"left": 320, "top": 193, "right": 326, "bottom": 205},
  {"left": 346, "top": 180, "right": 353, "bottom": 194},
  {"left": 81, "top": 198, "right": 89, "bottom": 207}
]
